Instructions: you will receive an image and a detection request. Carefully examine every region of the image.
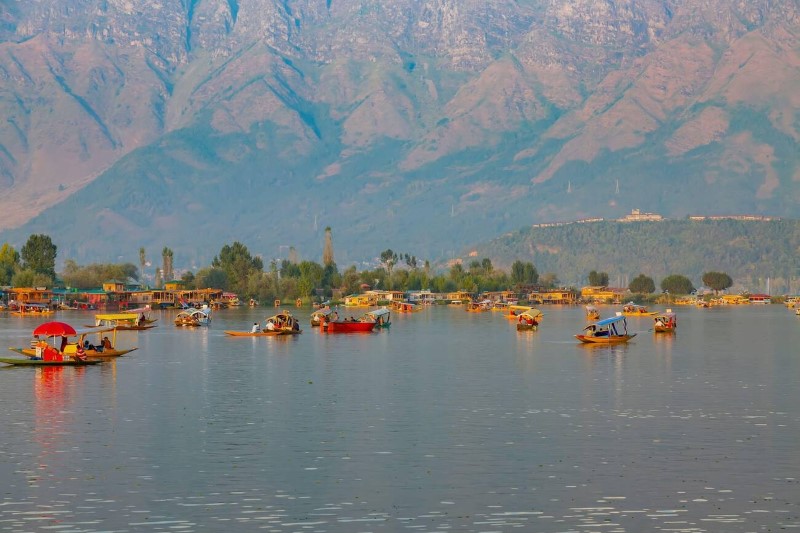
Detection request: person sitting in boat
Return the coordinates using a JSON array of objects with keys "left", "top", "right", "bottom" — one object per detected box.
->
[
  {"left": 265, "top": 320, "right": 275, "bottom": 331},
  {"left": 655, "top": 318, "right": 664, "bottom": 328},
  {"left": 138, "top": 313, "right": 146, "bottom": 326},
  {"left": 30, "top": 335, "right": 40, "bottom": 350},
  {"left": 41, "top": 343, "right": 62, "bottom": 362},
  {"left": 102, "top": 337, "right": 113, "bottom": 351},
  {"left": 32, "top": 339, "right": 46, "bottom": 359},
  {"left": 75, "top": 344, "right": 88, "bottom": 362},
  {"left": 251, "top": 322, "right": 261, "bottom": 333}
]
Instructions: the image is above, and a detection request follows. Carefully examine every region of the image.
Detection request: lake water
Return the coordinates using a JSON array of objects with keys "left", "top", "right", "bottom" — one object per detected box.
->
[{"left": 1, "top": 304, "right": 798, "bottom": 532}]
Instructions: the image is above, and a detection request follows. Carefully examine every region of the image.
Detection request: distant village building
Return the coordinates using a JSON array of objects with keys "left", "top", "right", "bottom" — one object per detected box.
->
[
  {"left": 528, "top": 288, "right": 580, "bottom": 305},
  {"left": 407, "top": 290, "right": 437, "bottom": 305},
  {"left": 618, "top": 209, "right": 663, "bottom": 222},
  {"left": 580, "top": 286, "right": 629, "bottom": 304}
]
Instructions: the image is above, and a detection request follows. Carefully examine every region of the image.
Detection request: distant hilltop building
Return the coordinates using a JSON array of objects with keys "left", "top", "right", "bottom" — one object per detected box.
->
[
  {"left": 531, "top": 221, "right": 570, "bottom": 229},
  {"left": 688, "top": 215, "right": 778, "bottom": 221},
  {"left": 618, "top": 209, "right": 663, "bottom": 222},
  {"left": 527, "top": 212, "right": 777, "bottom": 229}
]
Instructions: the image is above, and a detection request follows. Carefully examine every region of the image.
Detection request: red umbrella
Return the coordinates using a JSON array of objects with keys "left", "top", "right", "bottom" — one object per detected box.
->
[{"left": 33, "top": 321, "right": 77, "bottom": 337}]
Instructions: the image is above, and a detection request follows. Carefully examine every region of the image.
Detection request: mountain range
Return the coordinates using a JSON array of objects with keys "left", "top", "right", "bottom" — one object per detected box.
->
[{"left": 0, "top": 0, "right": 798, "bottom": 270}]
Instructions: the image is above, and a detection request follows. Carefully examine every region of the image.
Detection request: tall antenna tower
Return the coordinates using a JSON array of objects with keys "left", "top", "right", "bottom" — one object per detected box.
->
[
  {"left": 615, "top": 179, "right": 620, "bottom": 195},
  {"left": 567, "top": 180, "right": 572, "bottom": 194}
]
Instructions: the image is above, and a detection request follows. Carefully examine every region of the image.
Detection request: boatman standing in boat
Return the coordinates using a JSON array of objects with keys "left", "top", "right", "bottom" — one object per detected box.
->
[{"left": 251, "top": 322, "right": 261, "bottom": 333}]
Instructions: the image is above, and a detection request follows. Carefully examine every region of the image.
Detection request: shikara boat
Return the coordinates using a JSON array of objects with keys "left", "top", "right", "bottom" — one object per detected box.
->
[
  {"left": 325, "top": 319, "right": 376, "bottom": 333},
  {"left": 310, "top": 307, "right": 334, "bottom": 327},
  {"left": 622, "top": 302, "right": 656, "bottom": 316},
  {"left": 515, "top": 308, "right": 543, "bottom": 331},
  {"left": 465, "top": 300, "right": 490, "bottom": 312},
  {"left": 225, "top": 310, "right": 301, "bottom": 336},
  {"left": 174, "top": 307, "right": 211, "bottom": 327},
  {"left": 653, "top": 309, "right": 677, "bottom": 333},
  {"left": 10, "top": 303, "right": 54, "bottom": 316},
  {"left": 576, "top": 315, "right": 636, "bottom": 344},
  {"left": 126, "top": 306, "right": 158, "bottom": 324},
  {"left": 585, "top": 305, "right": 600, "bottom": 320},
  {"left": 89, "top": 313, "right": 157, "bottom": 330},
  {"left": 224, "top": 329, "right": 300, "bottom": 337},
  {"left": 505, "top": 304, "right": 533, "bottom": 320},
  {"left": 363, "top": 307, "right": 391, "bottom": 328},
  {"left": 391, "top": 301, "right": 419, "bottom": 313},
  {"left": 0, "top": 357, "right": 101, "bottom": 366},
  {"left": 10, "top": 325, "right": 137, "bottom": 359}
]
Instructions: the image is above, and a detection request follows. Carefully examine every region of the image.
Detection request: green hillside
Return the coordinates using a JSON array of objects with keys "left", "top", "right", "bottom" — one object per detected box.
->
[{"left": 467, "top": 219, "right": 800, "bottom": 293}]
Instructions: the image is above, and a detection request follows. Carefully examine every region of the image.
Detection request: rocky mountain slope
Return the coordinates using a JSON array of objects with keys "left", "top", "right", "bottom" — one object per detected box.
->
[{"left": 0, "top": 0, "right": 798, "bottom": 268}]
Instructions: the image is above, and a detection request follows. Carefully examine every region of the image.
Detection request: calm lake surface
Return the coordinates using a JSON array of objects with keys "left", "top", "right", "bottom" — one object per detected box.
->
[{"left": 1, "top": 304, "right": 798, "bottom": 532}]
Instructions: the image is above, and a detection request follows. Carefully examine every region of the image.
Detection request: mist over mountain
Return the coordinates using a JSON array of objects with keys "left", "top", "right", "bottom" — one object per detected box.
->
[{"left": 1, "top": 0, "right": 798, "bottom": 269}]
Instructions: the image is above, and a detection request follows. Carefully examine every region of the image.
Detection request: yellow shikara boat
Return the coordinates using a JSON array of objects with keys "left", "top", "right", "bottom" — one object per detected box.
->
[
  {"left": 466, "top": 300, "right": 492, "bottom": 312},
  {"left": 621, "top": 302, "right": 656, "bottom": 316},
  {"left": 505, "top": 304, "right": 532, "bottom": 320},
  {"left": 89, "top": 313, "right": 157, "bottom": 330},
  {"left": 10, "top": 303, "right": 54, "bottom": 316},
  {"left": 515, "top": 308, "right": 543, "bottom": 331}
]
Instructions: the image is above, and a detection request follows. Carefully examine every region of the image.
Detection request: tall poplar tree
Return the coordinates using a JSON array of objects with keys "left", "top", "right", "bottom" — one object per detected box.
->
[{"left": 323, "top": 227, "right": 335, "bottom": 267}]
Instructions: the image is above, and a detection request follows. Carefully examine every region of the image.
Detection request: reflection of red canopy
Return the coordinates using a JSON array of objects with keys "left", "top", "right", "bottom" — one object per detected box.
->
[{"left": 33, "top": 321, "right": 77, "bottom": 337}]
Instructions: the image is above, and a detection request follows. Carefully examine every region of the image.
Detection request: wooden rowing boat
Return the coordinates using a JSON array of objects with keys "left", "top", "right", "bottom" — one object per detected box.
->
[
  {"left": 9, "top": 347, "right": 137, "bottom": 358},
  {"left": 575, "top": 333, "right": 637, "bottom": 344},
  {"left": 223, "top": 330, "right": 300, "bottom": 337},
  {"left": 0, "top": 357, "right": 102, "bottom": 366},
  {"left": 576, "top": 315, "right": 636, "bottom": 344},
  {"left": 325, "top": 320, "right": 376, "bottom": 333}
]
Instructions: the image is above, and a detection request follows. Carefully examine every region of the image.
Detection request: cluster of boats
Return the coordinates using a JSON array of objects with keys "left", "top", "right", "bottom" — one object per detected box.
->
[
  {"left": 222, "top": 307, "right": 393, "bottom": 335},
  {"left": 1, "top": 320, "right": 138, "bottom": 366},
  {"left": 576, "top": 304, "right": 677, "bottom": 343},
  {"left": 1, "top": 299, "right": 685, "bottom": 365}
]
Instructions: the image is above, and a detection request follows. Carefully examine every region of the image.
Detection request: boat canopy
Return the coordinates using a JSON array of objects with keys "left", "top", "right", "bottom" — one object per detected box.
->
[
  {"left": 311, "top": 308, "right": 334, "bottom": 318},
  {"left": 95, "top": 313, "right": 138, "bottom": 321},
  {"left": 73, "top": 326, "right": 117, "bottom": 337},
  {"left": 593, "top": 315, "right": 627, "bottom": 327},
  {"left": 365, "top": 308, "right": 391, "bottom": 319},
  {"left": 519, "top": 308, "right": 543, "bottom": 320}
]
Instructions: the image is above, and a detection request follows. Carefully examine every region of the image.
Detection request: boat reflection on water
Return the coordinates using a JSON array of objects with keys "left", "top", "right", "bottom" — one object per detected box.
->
[{"left": 33, "top": 366, "right": 87, "bottom": 459}]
